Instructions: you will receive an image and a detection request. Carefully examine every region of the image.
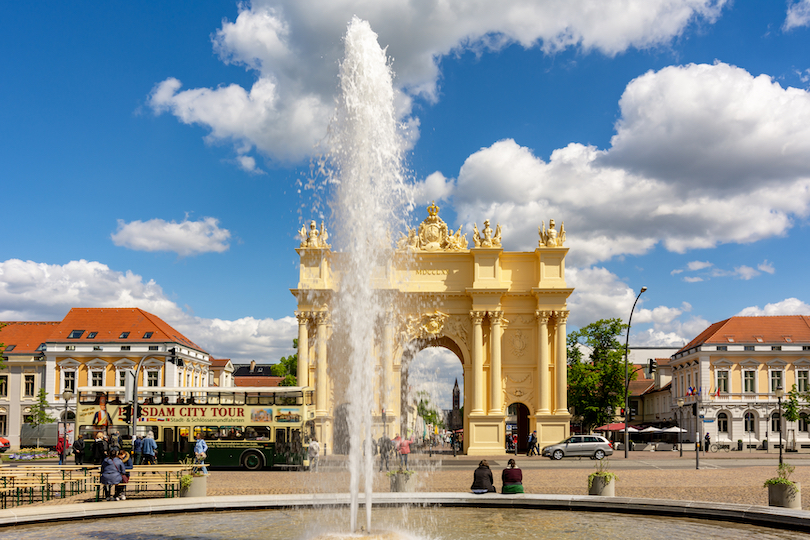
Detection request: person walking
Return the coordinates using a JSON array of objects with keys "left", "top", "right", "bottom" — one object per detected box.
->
[
  {"left": 398, "top": 434, "right": 412, "bottom": 470},
  {"left": 56, "top": 436, "right": 66, "bottom": 465},
  {"left": 704, "top": 432, "right": 711, "bottom": 454},
  {"left": 308, "top": 437, "right": 320, "bottom": 472},
  {"left": 378, "top": 435, "right": 392, "bottom": 472},
  {"left": 100, "top": 449, "right": 125, "bottom": 501},
  {"left": 470, "top": 460, "right": 496, "bottom": 494},
  {"left": 194, "top": 432, "right": 209, "bottom": 475},
  {"left": 501, "top": 458, "right": 524, "bottom": 493},
  {"left": 132, "top": 435, "right": 143, "bottom": 465},
  {"left": 142, "top": 431, "right": 157, "bottom": 465},
  {"left": 72, "top": 434, "right": 85, "bottom": 466},
  {"left": 527, "top": 431, "right": 538, "bottom": 456}
]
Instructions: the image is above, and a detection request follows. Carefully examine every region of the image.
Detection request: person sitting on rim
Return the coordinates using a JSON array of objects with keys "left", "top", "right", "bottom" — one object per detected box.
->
[
  {"left": 502, "top": 458, "right": 524, "bottom": 494},
  {"left": 470, "top": 459, "right": 496, "bottom": 494}
]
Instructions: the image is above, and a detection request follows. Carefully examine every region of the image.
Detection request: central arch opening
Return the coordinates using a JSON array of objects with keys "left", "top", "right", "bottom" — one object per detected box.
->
[{"left": 401, "top": 337, "right": 464, "bottom": 444}]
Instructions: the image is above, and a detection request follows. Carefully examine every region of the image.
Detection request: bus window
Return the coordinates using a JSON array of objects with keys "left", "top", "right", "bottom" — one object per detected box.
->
[
  {"left": 234, "top": 393, "right": 245, "bottom": 405},
  {"left": 79, "top": 425, "right": 98, "bottom": 440},
  {"left": 305, "top": 392, "right": 314, "bottom": 406},
  {"left": 194, "top": 426, "right": 219, "bottom": 440},
  {"left": 291, "top": 429, "right": 302, "bottom": 447},
  {"left": 259, "top": 395, "right": 273, "bottom": 405},
  {"left": 245, "top": 426, "right": 271, "bottom": 440},
  {"left": 220, "top": 394, "right": 233, "bottom": 404},
  {"left": 178, "top": 427, "right": 190, "bottom": 449},
  {"left": 276, "top": 428, "right": 287, "bottom": 445},
  {"left": 222, "top": 426, "right": 244, "bottom": 440},
  {"left": 193, "top": 393, "right": 207, "bottom": 405},
  {"left": 208, "top": 394, "right": 220, "bottom": 405},
  {"left": 136, "top": 425, "right": 157, "bottom": 438},
  {"left": 247, "top": 394, "right": 259, "bottom": 405}
]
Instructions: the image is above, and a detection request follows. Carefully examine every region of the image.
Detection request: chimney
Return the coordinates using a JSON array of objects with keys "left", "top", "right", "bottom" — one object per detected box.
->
[{"left": 250, "top": 360, "right": 256, "bottom": 373}]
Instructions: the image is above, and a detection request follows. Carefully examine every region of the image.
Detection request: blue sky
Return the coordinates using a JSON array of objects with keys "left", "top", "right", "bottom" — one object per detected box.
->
[{"left": 3, "top": 1, "right": 810, "bottom": 403}]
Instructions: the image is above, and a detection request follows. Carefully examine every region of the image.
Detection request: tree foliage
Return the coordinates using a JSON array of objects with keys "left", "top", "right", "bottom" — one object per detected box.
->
[
  {"left": 271, "top": 339, "right": 298, "bottom": 386},
  {"left": 0, "top": 322, "right": 7, "bottom": 370},
  {"left": 567, "top": 318, "right": 634, "bottom": 433},
  {"left": 783, "top": 384, "right": 805, "bottom": 422},
  {"left": 416, "top": 390, "right": 444, "bottom": 429},
  {"left": 28, "top": 388, "right": 56, "bottom": 427}
]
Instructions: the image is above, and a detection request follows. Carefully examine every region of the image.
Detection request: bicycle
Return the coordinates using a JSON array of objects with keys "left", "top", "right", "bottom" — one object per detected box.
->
[{"left": 710, "top": 443, "right": 730, "bottom": 453}]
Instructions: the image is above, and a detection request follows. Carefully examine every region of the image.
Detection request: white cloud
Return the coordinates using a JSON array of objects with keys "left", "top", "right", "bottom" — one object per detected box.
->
[
  {"left": 149, "top": 0, "right": 727, "bottom": 166},
  {"left": 408, "top": 347, "right": 463, "bottom": 410},
  {"left": 684, "top": 276, "right": 704, "bottom": 283},
  {"left": 111, "top": 217, "right": 231, "bottom": 257},
  {"left": 785, "top": 0, "right": 810, "bottom": 30},
  {"left": 0, "top": 259, "right": 295, "bottom": 362},
  {"left": 687, "top": 261, "right": 713, "bottom": 271},
  {"left": 734, "top": 265, "right": 760, "bottom": 280},
  {"left": 758, "top": 260, "right": 776, "bottom": 274},
  {"left": 736, "top": 297, "right": 810, "bottom": 316},
  {"left": 412, "top": 172, "right": 454, "bottom": 205},
  {"left": 441, "top": 62, "right": 810, "bottom": 266}
]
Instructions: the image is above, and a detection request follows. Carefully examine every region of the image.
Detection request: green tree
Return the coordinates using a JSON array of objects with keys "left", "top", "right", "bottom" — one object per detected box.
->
[
  {"left": 28, "top": 388, "right": 56, "bottom": 427},
  {"left": 567, "top": 318, "right": 635, "bottom": 433},
  {"left": 783, "top": 384, "right": 804, "bottom": 422},
  {"left": 416, "top": 390, "right": 444, "bottom": 429},
  {"left": 0, "top": 322, "right": 8, "bottom": 370},
  {"left": 271, "top": 339, "right": 298, "bottom": 386}
]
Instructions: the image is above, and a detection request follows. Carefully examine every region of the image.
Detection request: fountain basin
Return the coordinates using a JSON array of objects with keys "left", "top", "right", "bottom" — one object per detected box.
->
[{"left": 1, "top": 492, "right": 809, "bottom": 534}]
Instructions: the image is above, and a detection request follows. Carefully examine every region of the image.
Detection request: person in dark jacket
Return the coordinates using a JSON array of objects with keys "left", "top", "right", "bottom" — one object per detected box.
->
[
  {"left": 470, "top": 460, "right": 496, "bottom": 494},
  {"left": 117, "top": 450, "right": 133, "bottom": 500},
  {"left": 72, "top": 434, "right": 85, "bottom": 466},
  {"left": 100, "top": 449, "right": 125, "bottom": 501},
  {"left": 502, "top": 458, "right": 524, "bottom": 493},
  {"left": 527, "top": 431, "right": 538, "bottom": 456},
  {"left": 92, "top": 433, "right": 109, "bottom": 465},
  {"left": 133, "top": 435, "right": 144, "bottom": 465}
]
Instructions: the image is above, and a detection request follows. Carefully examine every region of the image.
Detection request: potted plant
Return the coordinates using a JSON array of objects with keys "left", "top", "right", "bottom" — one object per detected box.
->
[
  {"left": 764, "top": 462, "right": 801, "bottom": 509},
  {"left": 386, "top": 468, "right": 415, "bottom": 493},
  {"left": 179, "top": 457, "right": 208, "bottom": 497},
  {"left": 737, "top": 439, "right": 743, "bottom": 451},
  {"left": 588, "top": 458, "right": 617, "bottom": 496}
]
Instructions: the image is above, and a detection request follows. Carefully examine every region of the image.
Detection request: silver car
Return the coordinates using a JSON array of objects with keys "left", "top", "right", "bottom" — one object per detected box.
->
[{"left": 542, "top": 435, "right": 614, "bottom": 460}]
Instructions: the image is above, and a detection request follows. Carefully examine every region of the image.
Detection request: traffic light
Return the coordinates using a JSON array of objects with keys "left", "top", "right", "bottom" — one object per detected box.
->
[
  {"left": 122, "top": 404, "right": 132, "bottom": 423},
  {"left": 648, "top": 358, "right": 657, "bottom": 374},
  {"left": 167, "top": 347, "right": 178, "bottom": 365}
]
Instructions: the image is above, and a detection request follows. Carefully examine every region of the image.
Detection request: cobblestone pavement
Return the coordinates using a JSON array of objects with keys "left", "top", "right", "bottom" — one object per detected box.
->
[{"left": 27, "top": 452, "right": 810, "bottom": 510}]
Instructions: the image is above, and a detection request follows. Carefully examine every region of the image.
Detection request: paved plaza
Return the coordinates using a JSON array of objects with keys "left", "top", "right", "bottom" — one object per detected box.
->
[{"left": 29, "top": 450, "right": 809, "bottom": 510}]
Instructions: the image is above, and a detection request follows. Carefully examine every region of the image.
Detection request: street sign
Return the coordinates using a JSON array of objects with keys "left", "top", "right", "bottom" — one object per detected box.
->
[
  {"left": 699, "top": 414, "right": 705, "bottom": 419},
  {"left": 703, "top": 419, "right": 714, "bottom": 423}
]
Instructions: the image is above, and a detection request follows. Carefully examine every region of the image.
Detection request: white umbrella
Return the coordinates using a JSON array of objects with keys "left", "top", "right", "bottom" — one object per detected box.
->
[
  {"left": 639, "top": 426, "right": 662, "bottom": 433},
  {"left": 660, "top": 426, "right": 687, "bottom": 433}
]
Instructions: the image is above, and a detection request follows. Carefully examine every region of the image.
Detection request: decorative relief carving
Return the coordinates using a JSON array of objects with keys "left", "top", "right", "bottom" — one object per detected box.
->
[
  {"left": 472, "top": 219, "right": 502, "bottom": 248},
  {"left": 299, "top": 220, "right": 331, "bottom": 249},
  {"left": 516, "top": 315, "right": 535, "bottom": 325},
  {"left": 444, "top": 315, "right": 470, "bottom": 348},
  {"left": 538, "top": 219, "right": 565, "bottom": 247},
  {"left": 507, "top": 373, "right": 530, "bottom": 384},
  {"left": 405, "top": 310, "right": 449, "bottom": 340},
  {"left": 510, "top": 330, "right": 527, "bottom": 357},
  {"left": 397, "top": 202, "right": 468, "bottom": 252}
]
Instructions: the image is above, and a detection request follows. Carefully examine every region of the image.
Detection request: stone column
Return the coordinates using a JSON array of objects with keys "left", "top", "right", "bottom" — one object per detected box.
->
[
  {"left": 315, "top": 311, "right": 329, "bottom": 415},
  {"left": 295, "top": 311, "right": 310, "bottom": 388},
  {"left": 470, "top": 311, "right": 486, "bottom": 414},
  {"left": 382, "top": 319, "right": 394, "bottom": 421},
  {"left": 489, "top": 311, "right": 505, "bottom": 414},
  {"left": 535, "top": 310, "right": 551, "bottom": 414},
  {"left": 554, "top": 310, "right": 569, "bottom": 414}
]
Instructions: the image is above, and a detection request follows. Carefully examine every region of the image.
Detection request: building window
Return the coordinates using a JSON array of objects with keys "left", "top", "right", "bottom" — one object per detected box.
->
[
  {"left": 121, "top": 346, "right": 130, "bottom": 351},
  {"left": 87, "top": 332, "right": 97, "bottom": 339},
  {"left": 799, "top": 371, "right": 809, "bottom": 393},
  {"left": 119, "top": 332, "right": 130, "bottom": 339},
  {"left": 744, "top": 346, "right": 755, "bottom": 351},
  {"left": 744, "top": 412, "right": 756, "bottom": 433},
  {"left": 94, "top": 345, "right": 102, "bottom": 351},
  {"left": 147, "top": 371, "right": 159, "bottom": 387},
  {"left": 0, "top": 376, "right": 7, "bottom": 397},
  {"left": 4, "top": 345, "right": 15, "bottom": 352},
  {"left": 149, "top": 345, "right": 159, "bottom": 351},
  {"left": 770, "top": 370, "right": 784, "bottom": 392},
  {"left": 0, "top": 414, "right": 6, "bottom": 436},
  {"left": 717, "top": 346, "right": 727, "bottom": 351},
  {"left": 64, "top": 371, "right": 76, "bottom": 393},
  {"left": 717, "top": 371, "right": 729, "bottom": 393},
  {"left": 799, "top": 413, "right": 809, "bottom": 433},
  {"left": 68, "top": 330, "right": 85, "bottom": 339},
  {"left": 119, "top": 371, "right": 127, "bottom": 387},
  {"left": 91, "top": 371, "right": 104, "bottom": 387},
  {"left": 743, "top": 371, "right": 756, "bottom": 393},
  {"left": 65, "top": 345, "right": 75, "bottom": 351},
  {"left": 24, "top": 375, "right": 35, "bottom": 397},
  {"left": 717, "top": 412, "right": 729, "bottom": 434},
  {"left": 143, "top": 332, "right": 153, "bottom": 339},
  {"left": 772, "top": 346, "right": 782, "bottom": 351},
  {"left": 771, "top": 412, "right": 781, "bottom": 433}
]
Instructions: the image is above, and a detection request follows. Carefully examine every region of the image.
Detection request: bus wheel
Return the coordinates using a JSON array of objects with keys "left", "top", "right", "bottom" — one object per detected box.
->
[{"left": 242, "top": 451, "right": 264, "bottom": 471}]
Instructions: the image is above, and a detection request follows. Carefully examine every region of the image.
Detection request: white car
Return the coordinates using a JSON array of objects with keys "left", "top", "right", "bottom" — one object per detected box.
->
[{"left": 542, "top": 435, "right": 614, "bottom": 460}]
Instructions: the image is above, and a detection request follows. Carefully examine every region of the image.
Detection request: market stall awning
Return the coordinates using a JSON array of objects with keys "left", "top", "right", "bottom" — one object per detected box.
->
[{"left": 594, "top": 423, "right": 639, "bottom": 432}]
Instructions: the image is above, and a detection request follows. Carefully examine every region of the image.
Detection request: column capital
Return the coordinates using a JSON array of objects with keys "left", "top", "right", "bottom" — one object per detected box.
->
[
  {"left": 314, "top": 311, "right": 331, "bottom": 325},
  {"left": 470, "top": 311, "right": 486, "bottom": 324},
  {"left": 489, "top": 311, "right": 507, "bottom": 325},
  {"left": 295, "top": 311, "right": 311, "bottom": 324},
  {"left": 535, "top": 310, "right": 552, "bottom": 323},
  {"left": 554, "top": 310, "right": 569, "bottom": 324}
]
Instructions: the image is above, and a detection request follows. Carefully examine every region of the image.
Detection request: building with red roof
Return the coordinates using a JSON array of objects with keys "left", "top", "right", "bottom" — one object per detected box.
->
[
  {"left": 1, "top": 308, "right": 210, "bottom": 447},
  {"left": 671, "top": 315, "right": 810, "bottom": 450}
]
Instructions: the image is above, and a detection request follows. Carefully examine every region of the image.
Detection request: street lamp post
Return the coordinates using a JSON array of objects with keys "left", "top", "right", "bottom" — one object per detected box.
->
[
  {"left": 776, "top": 387, "right": 784, "bottom": 466},
  {"left": 624, "top": 286, "right": 647, "bottom": 459},
  {"left": 60, "top": 390, "right": 74, "bottom": 465},
  {"left": 677, "top": 398, "right": 684, "bottom": 457}
]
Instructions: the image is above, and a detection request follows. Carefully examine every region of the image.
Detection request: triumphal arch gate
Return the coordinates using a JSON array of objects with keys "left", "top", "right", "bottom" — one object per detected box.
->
[{"left": 291, "top": 204, "right": 572, "bottom": 455}]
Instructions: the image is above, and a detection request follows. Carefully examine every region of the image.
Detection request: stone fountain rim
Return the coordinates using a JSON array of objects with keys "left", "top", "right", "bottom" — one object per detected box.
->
[{"left": 2, "top": 493, "right": 809, "bottom": 533}]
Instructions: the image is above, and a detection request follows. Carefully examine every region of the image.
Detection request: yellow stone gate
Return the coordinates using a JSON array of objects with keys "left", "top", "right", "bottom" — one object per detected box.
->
[{"left": 291, "top": 204, "right": 572, "bottom": 455}]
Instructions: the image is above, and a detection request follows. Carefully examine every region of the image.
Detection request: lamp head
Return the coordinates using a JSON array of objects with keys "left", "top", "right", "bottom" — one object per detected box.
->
[
  {"left": 677, "top": 398, "right": 684, "bottom": 407},
  {"left": 640, "top": 286, "right": 648, "bottom": 293},
  {"left": 775, "top": 387, "right": 785, "bottom": 398},
  {"left": 62, "top": 390, "right": 74, "bottom": 401}
]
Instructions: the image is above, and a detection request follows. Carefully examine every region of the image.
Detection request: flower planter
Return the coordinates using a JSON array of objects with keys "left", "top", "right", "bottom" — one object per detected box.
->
[
  {"left": 389, "top": 473, "right": 414, "bottom": 493},
  {"left": 588, "top": 475, "right": 615, "bottom": 496},
  {"left": 768, "top": 482, "right": 800, "bottom": 509},
  {"left": 180, "top": 475, "right": 208, "bottom": 497}
]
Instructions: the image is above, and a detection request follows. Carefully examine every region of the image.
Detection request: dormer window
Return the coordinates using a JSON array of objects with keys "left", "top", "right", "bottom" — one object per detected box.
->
[
  {"left": 784, "top": 336, "right": 793, "bottom": 343},
  {"left": 756, "top": 337, "right": 764, "bottom": 343},
  {"left": 726, "top": 336, "right": 734, "bottom": 343},
  {"left": 68, "top": 330, "right": 85, "bottom": 339},
  {"left": 4, "top": 345, "right": 14, "bottom": 352},
  {"left": 88, "top": 332, "right": 98, "bottom": 339},
  {"left": 119, "top": 332, "right": 130, "bottom": 339},
  {"left": 37, "top": 343, "right": 46, "bottom": 351},
  {"left": 143, "top": 332, "right": 153, "bottom": 339}
]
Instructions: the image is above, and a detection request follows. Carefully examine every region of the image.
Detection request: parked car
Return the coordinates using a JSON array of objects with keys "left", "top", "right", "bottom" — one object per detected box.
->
[
  {"left": 542, "top": 435, "right": 613, "bottom": 460},
  {"left": 0, "top": 437, "right": 9, "bottom": 452}
]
